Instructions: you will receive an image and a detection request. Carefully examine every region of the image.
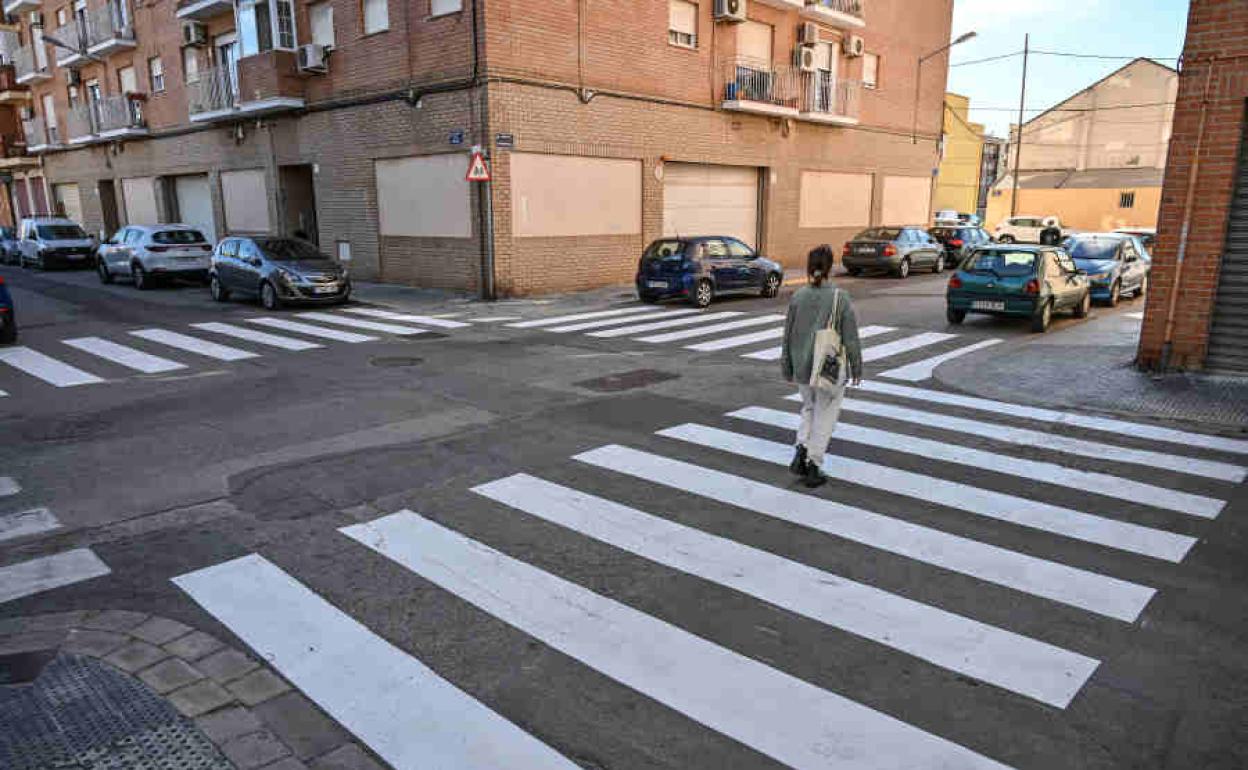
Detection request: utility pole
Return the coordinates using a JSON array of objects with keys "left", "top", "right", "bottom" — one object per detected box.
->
[{"left": 1010, "top": 33, "right": 1029, "bottom": 217}]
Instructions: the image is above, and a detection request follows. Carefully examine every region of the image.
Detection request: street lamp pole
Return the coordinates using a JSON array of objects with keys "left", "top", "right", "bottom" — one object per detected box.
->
[{"left": 912, "top": 31, "right": 977, "bottom": 145}]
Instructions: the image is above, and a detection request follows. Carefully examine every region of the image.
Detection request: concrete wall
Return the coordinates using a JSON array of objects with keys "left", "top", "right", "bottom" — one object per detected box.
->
[
  {"left": 933, "top": 92, "right": 984, "bottom": 214},
  {"left": 985, "top": 186, "right": 1162, "bottom": 233}
]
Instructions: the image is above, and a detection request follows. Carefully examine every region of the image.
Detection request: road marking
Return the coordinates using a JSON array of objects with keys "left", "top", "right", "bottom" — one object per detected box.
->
[
  {"left": 0, "top": 476, "right": 18, "bottom": 496},
  {"left": 741, "top": 325, "right": 896, "bottom": 361},
  {"left": 192, "top": 322, "right": 323, "bottom": 351},
  {"left": 63, "top": 337, "right": 188, "bottom": 374},
  {"left": 474, "top": 473, "right": 1099, "bottom": 708},
  {"left": 686, "top": 326, "right": 785, "bottom": 351},
  {"left": 0, "top": 347, "right": 105, "bottom": 387},
  {"left": 174, "top": 554, "right": 577, "bottom": 770},
  {"left": 1125, "top": 312, "right": 1144, "bottom": 320},
  {"left": 297, "top": 312, "right": 427, "bottom": 336},
  {"left": 339, "top": 308, "right": 471, "bottom": 328},
  {"left": 545, "top": 308, "right": 702, "bottom": 332},
  {"left": 662, "top": 423, "right": 1193, "bottom": 562},
  {"left": 731, "top": 406, "right": 1225, "bottom": 519},
  {"left": 862, "top": 332, "right": 958, "bottom": 363},
  {"left": 0, "top": 508, "right": 60, "bottom": 543},
  {"left": 877, "top": 339, "right": 1003, "bottom": 381},
  {"left": 0, "top": 548, "right": 111, "bottom": 605},
  {"left": 825, "top": 395, "right": 1247, "bottom": 484},
  {"left": 468, "top": 316, "right": 523, "bottom": 323},
  {"left": 344, "top": 510, "right": 1014, "bottom": 770},
  {"left": 0, "top": 389, "right": 6, "bottom": 397},
  {"left": 637, "top": 314, "right": 785, "bottom": 344},
  {"left": 575, "top": 444, "right": 1155, "bottom": 622},
  {"left": 507, "top": 307, "right": 658, "bottom": 328},
  {"left": 587, "top": 311, "right": 746, "bottom": 338},
  {"left": 129, "top": 329, "right": 259, "bottom": 362},
  {"left": 859, "top": 380, "right": 1248, "bottom": 457},
  {"left": 247, "top": 317, "right": 378, "bottom": 343}
]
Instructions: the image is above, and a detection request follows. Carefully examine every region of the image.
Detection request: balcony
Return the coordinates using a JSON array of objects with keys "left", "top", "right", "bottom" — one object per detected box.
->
[
  {"left": 52, "top": 19, "right": 89, "bottom": 68},
  {"left": 800, "top": 0, "right": 866, "bottom": 29},
  {"left": 188, "top": 64, "right": 238, "bottom": 121},
  {"left": 799, "top": 75, "right": 860, "bottom": 125},
  {"left": 753, "top": 0, "right": 804, "bottom": 9},
  {"left": 2, "top": 0, "right": 39, "bottom": 15},
  {"left": 191, "top": 53, "right": 306, "bottom": 121},
  {"left": 13, "top": 45, "right": 51, "bottom": 85},
  {"left": 67, "top": 95, "right": 148, "bottom": 144},
  {"left": 85, "top": 4, "right": 136, "bottom": 57},
  {"left": 720, "top": 58, "right": 801, "bottom": 118},
  {"left": 0, "top": 132, "right": 36, "bottom": 168},
  {"left": 22, "top": 116, "right": 61, "bottom": 153},
  {"left": 0, "top": 64, "right": 30, "bottom": 104},
  {"left": 175, "top": 0, "right": 233, "bottom": 19}
]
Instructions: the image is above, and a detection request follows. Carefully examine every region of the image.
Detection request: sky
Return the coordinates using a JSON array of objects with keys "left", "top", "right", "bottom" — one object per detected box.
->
[{"left": 945, "top": 0, "right": 1191, "bottom": 137}]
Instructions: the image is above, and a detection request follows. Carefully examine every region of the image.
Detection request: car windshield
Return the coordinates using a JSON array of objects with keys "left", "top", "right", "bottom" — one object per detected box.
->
[
  {"left": 153, "top": 230, "right": 207, "bottom": 245},
  {"left": 967, "top": 249, "right": 1037, "bottom": 276},
  {"left": 930, "top": 228, "right": 968, "bottom": 239},
  {"left": 855, "top": 228, "right": 901, "bottom": 241},
  {"left": 256, "top": 239, "right": 328, "bottom": 261},
  {"left": 37, "top": 224, "right": 87, "bottom": 240},
  {"left": 1066, "top": 239, "right": 1120, "bottom": 260},
  {"left": 644, "top": 240, "right": 685, "bottom": 259}
]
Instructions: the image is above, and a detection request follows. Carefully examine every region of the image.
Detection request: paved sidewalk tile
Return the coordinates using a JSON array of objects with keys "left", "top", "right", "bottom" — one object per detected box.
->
[
  {"left": 80, "top": 610, "right": 149, "bottom": 633},
  {"left": 223, "top": 730, "right": 291, "bottom": 769},
  {"left": 310, "top": 745, "right": 385, "bottom": 770},
  {"left": 138, "top": 657, "right": 204, "bottom": 694},
  {"left": 103, "top": 639, "right": 168, "bottom": 673},
  {"left": 0, "top": 611, "right": 88, "bottom": 636},
  {"left": 164, "top": 630, "right": 225, "bottom": 661},
  {"left": 255, "top": 692, "right": 351, "bottom": 760},
  {"left": 227, "top": 668, "right": 292, "bottom": 706},
  {"left": 130, "top": 616, "right": 192, "bottom": 646},
  {"left": 197, "top": 648, "right": 260, "bottom": 683},
  {"left": 196, "top": 706, "right": 264, "bottom": 744},
  {"left": 61, "top": 628, "right": 127, "bottom": 657},
  {"left": 260, "top": 759, "right": 309, "bottom": 770},
  {"left": 169, "top": 678, "right": 234, "bottom": 718}
]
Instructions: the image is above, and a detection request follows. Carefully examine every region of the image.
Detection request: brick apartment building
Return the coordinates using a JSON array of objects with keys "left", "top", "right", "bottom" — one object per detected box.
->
[
  {"left": 1138, "top": 0, "right": 1248, "bottom": 373},
  {"left": 0, "top": 0, "right": 954, "bottom": 296}
]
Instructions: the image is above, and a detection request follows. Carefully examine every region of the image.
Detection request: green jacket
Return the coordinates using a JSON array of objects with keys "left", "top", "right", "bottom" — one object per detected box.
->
[{"left": 781, "top": 284, "right": 863, "bottom": 384}]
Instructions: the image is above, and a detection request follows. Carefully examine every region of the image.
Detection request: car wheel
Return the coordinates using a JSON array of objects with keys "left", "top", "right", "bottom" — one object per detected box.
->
[
  {"left": 1073, "top": 290, "right": 1091, "bottom": 319},
  {"left": 132, "top": 263, "right": 150, "bottom": 290},
  {"left": 998, "top": 235, "right": 1016, "bottom": 244},
  {"left": 1031, "top": 300, "right": 1053, "bottom": 333},
  {"left": 691, "top": 279, "right": 713, "bottom": 308},
  {"left": 946, "top": 308, "right": 966, "bottom": 324},
  {"left": 209, "top": 275, "right": 230, "bottom": 302},
  {"left": 932, "top": 254, "right": 945, "bottom": 274},
  {"left": 97, "top": 260, "right": 114, "bottom": 284},
  {"left": 261, "top": 281, "right": 282, "bottom": 310},
  {"left": 762, "top": 272, "right": 782, "bottom": 298},
  {"left": 0, "top": 319, "right": 15, "bottom": 344},
  {"left": 1108, "top": 280, "right": 1121, "bottom": 307},
  {"left": 895, "top": 258, "right": 911, "bottom": 279},
  {"left": 1134, "top": 275, "right": 1148, "bottom": 299}
]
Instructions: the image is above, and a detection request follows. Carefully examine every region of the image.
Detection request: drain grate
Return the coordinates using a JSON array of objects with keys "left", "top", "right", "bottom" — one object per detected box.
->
[
  {"left": 575, "top": 368, "right": 680, "bottom": 393},
  {"left": 0, "top": 654, "right": 234, "bottom": 770}
]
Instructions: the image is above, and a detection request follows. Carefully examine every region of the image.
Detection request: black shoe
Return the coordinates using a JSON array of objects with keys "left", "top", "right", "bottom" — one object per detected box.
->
[
  {"left": 802, "top": 459, "right": 828, "bottom": 488},
  {"left": 789, "top": 446, "right": 808, "bottom": 475}
]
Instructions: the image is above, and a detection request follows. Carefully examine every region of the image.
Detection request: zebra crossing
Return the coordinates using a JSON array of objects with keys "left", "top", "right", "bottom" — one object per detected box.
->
[
  {"left": 506, "top": 304, "right": 1001, "bottom": 375},
  {"left": 171, "top": 381, "right": 1245, "bottom": 769},
  {"left": 0, "top": 307, "right": 471, "bottom": 400},
  {"left": 0, "top": 485, "right": 111, "bottom": 606}
]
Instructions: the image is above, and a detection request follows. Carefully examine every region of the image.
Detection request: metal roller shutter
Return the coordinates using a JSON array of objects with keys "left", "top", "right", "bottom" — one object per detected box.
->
[
  {"left": 174, "top": 175, "right": 216, "bottom": 241},
  {"left": 663, "top": 163, "right": 760, "bottom": 248},
  {"left": 1206, "top": 120, "right": 1248, "bottom": 373}
]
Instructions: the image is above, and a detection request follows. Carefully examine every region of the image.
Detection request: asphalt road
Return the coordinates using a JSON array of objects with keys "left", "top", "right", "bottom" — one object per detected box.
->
[{"left": 2, "top": 262, "right": 1244, "bottom": 770}]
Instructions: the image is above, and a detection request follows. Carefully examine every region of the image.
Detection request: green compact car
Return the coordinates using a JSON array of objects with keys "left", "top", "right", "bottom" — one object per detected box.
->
[{"left": 946, "top": 245, "right": 1091, "bottom": 332}]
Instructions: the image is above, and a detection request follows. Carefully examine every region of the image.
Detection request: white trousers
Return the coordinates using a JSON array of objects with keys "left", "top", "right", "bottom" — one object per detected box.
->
[{"left": 796, "top": 383, "right": 847, "bottom": 465}]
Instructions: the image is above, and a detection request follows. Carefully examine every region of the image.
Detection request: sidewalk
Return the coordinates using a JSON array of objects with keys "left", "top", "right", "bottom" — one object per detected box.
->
[{"left": 932, "top": 313, "right": 1248, "bottom": 432}]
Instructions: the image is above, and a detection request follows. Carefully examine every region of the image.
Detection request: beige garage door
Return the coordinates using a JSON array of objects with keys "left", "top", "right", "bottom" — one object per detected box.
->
[
  {"left": 53, "top": 183, "right": 83, "bottom": 225},
  {"left": 663, "top": 163, "right": 760, "bottom": 247},
  {"left": 122, "top": 176, "right": 159, "bottom": 225}
]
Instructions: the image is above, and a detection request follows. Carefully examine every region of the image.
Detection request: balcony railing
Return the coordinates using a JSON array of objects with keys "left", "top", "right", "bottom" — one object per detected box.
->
[
  {"left": 0, "top": 63, "right": 29, "bottom": 103},
  {"left": 14, "top": 45, "right": 51, "bottom": 84},
  {"left": 67, "top": 102, "right": 98, "bottom": 143},
  {"left": 68, "top": 95, "right": 147, "bottom": 143},
  {"left": 721, "top": 58, "right": 802, "bottom": 117},
  {"left": 800, "top": 75, "right": 861, "bottom": 124},
  {"left": 188, "top": 64, "right": 239, "bottom": 120},
  {"left": 53, "top": 18, "right": 89, "bottom": 67},
  {"left": 22, "top": 115, "right": 59, "bottom": 151},
  {"left": 800, "top": 0, "right": 866, "bottom": 28},
  {"left": 2, "top": 0, "right": 40, "bottom": 16},
  {"left": 85, "top": 3, "right": 136, "bottom": 56}
]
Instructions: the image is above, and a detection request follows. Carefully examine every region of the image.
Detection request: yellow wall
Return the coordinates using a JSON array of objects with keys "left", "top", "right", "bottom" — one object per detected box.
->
[
  {"left": 933, "top": 93, "right": 984, "bottom": 215},
  {"left": 985, "top": 186, "right": 1162, "bottom": 233}
]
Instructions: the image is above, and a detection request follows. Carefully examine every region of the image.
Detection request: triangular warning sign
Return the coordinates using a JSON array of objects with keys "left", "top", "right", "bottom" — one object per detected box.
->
[{"left": 466, "top": 151, "right": 491, "bottom": 182}]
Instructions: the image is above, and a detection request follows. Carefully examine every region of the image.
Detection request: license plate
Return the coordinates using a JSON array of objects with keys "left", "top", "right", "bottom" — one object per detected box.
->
[
  {"left": 855, "top": 247, "right": 874, "bottom": 255},
  {"left": 312, "top": 285, "right": 338, "bottom": 295},
  {"left": 66, "top": 253, "right": 86, "bottom": 260},
  {"left": 646, "top": 280, "right": 668, "bottom": 289},
  {"left": 972, "top": 300, "right": 1005, "bottom": 311}
]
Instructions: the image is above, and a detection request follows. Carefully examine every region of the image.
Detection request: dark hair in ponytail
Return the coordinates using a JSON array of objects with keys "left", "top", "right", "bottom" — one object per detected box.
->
[{"left": 807, "top": 245, "right": 836, "bottom": 287}]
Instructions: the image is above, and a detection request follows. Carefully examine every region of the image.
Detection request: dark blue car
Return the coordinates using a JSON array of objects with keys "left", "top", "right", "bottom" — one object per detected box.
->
[
  {"left": 0, "top": 274, "right": 16, "bottom": 344},
  {"left": 636, "top": 237, "right": 783, "bottom": 308},
  {"left": 1063, "top": 233, "right": 1150, "bottom": 306}
]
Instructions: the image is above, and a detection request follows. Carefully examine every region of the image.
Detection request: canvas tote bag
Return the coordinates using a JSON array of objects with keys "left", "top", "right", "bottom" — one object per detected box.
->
[{"left": 808, "top": 288, "right": 846, "bottom": 391}]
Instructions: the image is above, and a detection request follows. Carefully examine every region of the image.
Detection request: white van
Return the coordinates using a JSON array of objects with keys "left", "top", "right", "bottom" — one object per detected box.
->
[{"left": 17, "top": 216, "right": 96, "bottom": 270}]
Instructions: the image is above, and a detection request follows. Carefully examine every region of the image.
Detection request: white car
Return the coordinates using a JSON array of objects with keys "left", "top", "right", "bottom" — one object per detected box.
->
[
  {"left": 994, "top": 215, "right": 1063, "bottom": 244},
  {"left": 96, "top": 224, "right": 215, "bottom": 290}
]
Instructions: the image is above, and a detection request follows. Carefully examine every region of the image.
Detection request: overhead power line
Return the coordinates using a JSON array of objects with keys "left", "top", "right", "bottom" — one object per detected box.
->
[
  {"left": 950, "top": 51, "right": 1023, "bottom": 67},
  {"left": 1032, "top": 50, "right": 1181, "bottom": 61},
  {"left": 965, "top": 101, "right": 1175, "bottom": 113}
]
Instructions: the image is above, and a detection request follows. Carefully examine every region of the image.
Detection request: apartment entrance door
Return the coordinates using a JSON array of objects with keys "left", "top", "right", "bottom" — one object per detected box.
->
[
  {"left": 279, "top": 164, "right": 317, "bottom": 243},
  {"left": 98, "top": 179, "right": 120, "bottom": 237}
]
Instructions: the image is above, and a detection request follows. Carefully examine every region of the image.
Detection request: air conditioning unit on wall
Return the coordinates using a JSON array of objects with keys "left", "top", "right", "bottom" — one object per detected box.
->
[
  {"left": 714, "top": 0, "right": 747, "bottom": 23},
  {"left": 297, "top": 43, "right": 329, "bottom": 74},
  {"left": 845, "top": 34, "right": 866, "bottom": 57},
  {"left": 795, "top": 45, "right": 817, "bottom": 73},
  {"left": 182, "top": 21, "right": 207, "bottom": 47},
  {"left": 798, "top": 22, "right": 820, "bottom": 45}
]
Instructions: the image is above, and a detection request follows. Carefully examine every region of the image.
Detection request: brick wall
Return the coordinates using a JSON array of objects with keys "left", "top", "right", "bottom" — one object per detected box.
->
[{"left": 1137, "top": 0, "right": 1248, "bottom": 370}]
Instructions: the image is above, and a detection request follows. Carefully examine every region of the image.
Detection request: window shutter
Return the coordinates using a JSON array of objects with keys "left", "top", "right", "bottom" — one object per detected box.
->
[{"left": 669, "top": 0, "right": 696, "bottom": 36}]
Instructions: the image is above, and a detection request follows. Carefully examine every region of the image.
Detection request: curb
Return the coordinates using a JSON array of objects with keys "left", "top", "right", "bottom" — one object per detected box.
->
[{"left": 0, "top": 610, "right": 385, "bottom": 770}]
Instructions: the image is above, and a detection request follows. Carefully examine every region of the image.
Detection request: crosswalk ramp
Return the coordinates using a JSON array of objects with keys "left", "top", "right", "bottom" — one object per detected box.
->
[{"left": 172, "top": 382, "right": 1243, "bottom": 769}]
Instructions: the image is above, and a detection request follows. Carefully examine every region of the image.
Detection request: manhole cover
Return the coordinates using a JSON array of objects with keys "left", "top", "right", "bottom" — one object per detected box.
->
[
  {"left": 370, "top": 356, "right": 423, "bottom": 368},
  {"left": 575, "top": 369, "right": 680, "bottom": 393}
]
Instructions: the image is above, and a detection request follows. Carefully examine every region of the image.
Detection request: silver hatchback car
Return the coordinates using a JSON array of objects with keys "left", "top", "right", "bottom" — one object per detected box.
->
[{"left": 96, "top": 224, "right": 215, "bottom": 289}]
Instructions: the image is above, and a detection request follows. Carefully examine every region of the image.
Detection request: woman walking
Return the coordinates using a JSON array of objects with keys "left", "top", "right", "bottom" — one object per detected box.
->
[{"left": 780, "top": 245, "right": 863, "bottom": 488}]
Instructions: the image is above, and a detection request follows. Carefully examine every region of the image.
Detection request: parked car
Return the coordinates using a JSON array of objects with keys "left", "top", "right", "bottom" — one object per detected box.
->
[
  {"left": 0, "top": 226, "right": 19, "bottom": 265},
  {"left": 1063, "top": 232, "right": 1149, "bottom": 306},
  {"left": 0, "top": 274, "right": 15, "bottom": 343},
  {"left": 96, "top": 224, "right": 215, "bottom": 289},
  {"left": 635, "top": 236, "right": 783, "bottom": 308},
  {"left": 994, "top": 215, "right": 1063, "bottom": 244},
  {"left": 17, "top": 217, "right": 96, "bottom": 270},
  {"left": 842, "top": 226, "right": 946, "bottom": 278},
  {"left": 934, "top": 210, "right": 982, "bottom": 226},
  {"left": 210, "top": 236, "right": 350, "bottom": 310},
  {"left": 946, "top": 245, "right": 1090, "bottom": 333},
  {"left": 929, "top": 225, "right": 994, "bottom": 267},
  {"left": 1113, "top": 227, "right": 1156, "bottom": 256}
]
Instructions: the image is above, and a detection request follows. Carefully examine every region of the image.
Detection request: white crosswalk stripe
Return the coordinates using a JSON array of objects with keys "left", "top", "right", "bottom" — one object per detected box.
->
[
  {"left": 741, "top": 325, "right": 897, "bottom": 361},
  {"left": 0, "top": 508, "right": 61, "bottom": 543},
  {"left": 192, "top": 322, "right": 323, "bottom": 351},
  {"left": 877, "top": 338, "right": 1002, "bottom": 381},
  {"left": 296, "top": 312, "right": 428, "bottom": 336},
  {"left": 545, "top": 308, "right": 703, "bottom": 332},
  {"left": 587, "top": 311, "right": 745, "bottom": 338},
  {"left": 0, "top": 346, "right": 106, "bottom": 387},
  {"left": 862, "top": 332, "right": 958, "bottom": 363},
  {"left": 343, "top": 511, "right": 1013, "bottom": 769},
  {"left": 0, "top": 548, "right": 111, "bottom": 605},
  {"left": 686, "top": 326, "right": 784, "bottom": 351},
  {"left": 507, "top": 307, "right": 658, "bottom": 328},
  {"left": 130, "top": 329, "right": 259, "bottom": 361},
  {"left": 473, "top": 473, "right": 1099, "bottom": 708},
  {"left": 636, "top": 314, "right": 785, "bottom": 344},
  {"left": 247, "top": 317, "right": 378, "bottom": 343},
  {"left": 339, "top": 307, "right": 471, "bottom": 328},
  {"left": 63, "top": 337, "right": 188, "bottom": 374}
]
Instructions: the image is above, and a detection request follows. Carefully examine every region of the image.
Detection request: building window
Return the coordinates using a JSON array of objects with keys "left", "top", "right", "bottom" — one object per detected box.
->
[
  {"left": 309, "top": 0, "right": 334, "bottom": 47},
  {"left": 363, "top": 0, "right": 388, "bottom": 34},
  {"left": 239, "top": 0, "right": 274, "bottom": 56},
  {"left": 668, "top": 0, "right": 697, "bottom": 49},
  {"left": 1119, "top": 191, "right": 1136, "bottom": 209},
  {"left": 430, "top": 0, "right": 460, "bottom": 16},
  {"left": 274, "top": 0, "right": 295, "bottom": 48},
  {"left": 56, "top": 7, "right": 67, "bottom": 26},
  {"left": 182, "top": 48, "right": 199, "bottom": 83},
  {"left": 862, "top": 52, "right": 879, "bottom": 89},
  {"left": 148, "top": 56, "right": 164, "bottom": 93},
  {"left": 118, "top": 64, "right": 136, "bottom": 94}
]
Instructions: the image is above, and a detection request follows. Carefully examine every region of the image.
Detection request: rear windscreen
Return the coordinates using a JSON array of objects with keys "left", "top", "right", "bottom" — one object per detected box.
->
[
  {"left": 644, "top": 240, "right": 685, "bottom": 259},
  {"left": 153, "top": 230, "right": 207, "bottom": 244},
  {"left": 968, "top": 250, "right": 1037, "bottom": 276},
  {"left": 854, "top": 228, "right": 901, "bottom": 241}
]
